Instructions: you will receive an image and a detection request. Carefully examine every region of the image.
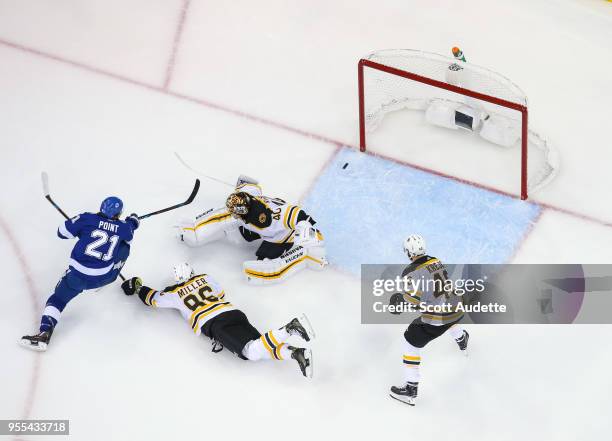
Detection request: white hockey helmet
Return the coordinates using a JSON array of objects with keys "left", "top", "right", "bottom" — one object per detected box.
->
[
  {"left": 173, "top": 262, "right": 195, "bottom": 284},
  {"left": 403, "top": 234, "right": 426, "bottom": 260}
]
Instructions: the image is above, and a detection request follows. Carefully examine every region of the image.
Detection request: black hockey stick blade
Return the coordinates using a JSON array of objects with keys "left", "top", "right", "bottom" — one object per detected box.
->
[
  {"left": 41, "top": 172, "right": 70, "bottom": 220},
  {"left": 138, "top": 179, "right": 200, "bottom": 220}
]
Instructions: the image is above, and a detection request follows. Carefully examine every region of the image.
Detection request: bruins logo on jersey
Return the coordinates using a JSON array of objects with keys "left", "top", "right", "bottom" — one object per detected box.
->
[{"left": 259, "top": 213, "right": 267, "bottom": 223}]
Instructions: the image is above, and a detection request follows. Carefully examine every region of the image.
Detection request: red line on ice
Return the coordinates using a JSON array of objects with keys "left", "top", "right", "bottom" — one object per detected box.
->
[
  {"left": 0, "top": 39, "right": 345, "bottom": 149},
  {"left": 0, "top": 213, "right": 42, "bottom": 439},
  {"left": 163, "top": 0, "right": 191, "bottom": 90},
  {"left": 1, "top": 38, "right": 611, "bottom": 230}
]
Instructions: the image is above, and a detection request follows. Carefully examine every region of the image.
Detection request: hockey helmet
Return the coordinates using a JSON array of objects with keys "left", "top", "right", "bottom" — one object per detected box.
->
[
  {"left": 173, "top": 262, "right": 195, "bottom": 284},
  {"left": 403, "top": 234, "right": 426, "bottom": 260},
  {"left": 100, "top": 196, "right": 123, "bottom": 218}
]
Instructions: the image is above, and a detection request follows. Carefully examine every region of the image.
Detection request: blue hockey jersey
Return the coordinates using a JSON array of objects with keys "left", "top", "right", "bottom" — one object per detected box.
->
[{"left": 57, "top": 212, "right": 138, "bottom": 277}]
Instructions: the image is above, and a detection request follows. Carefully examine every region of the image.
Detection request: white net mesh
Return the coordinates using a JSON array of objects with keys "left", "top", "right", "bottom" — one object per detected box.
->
[{"left": 361, "top": 49, "right": 558, "bottom": 194}]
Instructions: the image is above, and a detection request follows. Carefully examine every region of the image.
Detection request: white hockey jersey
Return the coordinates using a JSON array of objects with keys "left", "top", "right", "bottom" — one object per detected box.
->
[{"left": 137, "top": 273, "right": 236, "bottom": 335}]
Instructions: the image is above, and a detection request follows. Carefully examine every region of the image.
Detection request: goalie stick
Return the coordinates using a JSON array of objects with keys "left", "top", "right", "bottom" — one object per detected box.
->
[{"left": 174, "top": 152, "right": 234, "bottom": 188}]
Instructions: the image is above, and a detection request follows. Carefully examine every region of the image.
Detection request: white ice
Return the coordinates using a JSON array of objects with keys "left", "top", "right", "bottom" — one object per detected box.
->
[{"left": 1, "top": 1, "right": 611, "bottom": 440}]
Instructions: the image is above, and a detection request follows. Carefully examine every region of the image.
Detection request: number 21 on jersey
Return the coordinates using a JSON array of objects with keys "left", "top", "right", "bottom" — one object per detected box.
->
[{"left": 84, "top": 229, "right": 119, "bottom": 261}]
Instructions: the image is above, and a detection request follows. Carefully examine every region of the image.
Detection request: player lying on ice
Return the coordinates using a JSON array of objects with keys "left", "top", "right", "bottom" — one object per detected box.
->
[
  {"left": 120, "top": 263, "right": 315, "bottom": 378},
  {"left": 21, "top": 197, "right": 139, "bottom": 351},
  {"left": 387, "top": 234, "right": 470, "bottom": 406},
  {"left": 175, "top": 175, "right": 327, "bottom": 285}
]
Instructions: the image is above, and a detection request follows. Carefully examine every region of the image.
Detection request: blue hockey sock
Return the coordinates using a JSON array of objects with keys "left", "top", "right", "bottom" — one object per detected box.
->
[{"left": 39, "top": 305, "right": 61, "bottom": 332}]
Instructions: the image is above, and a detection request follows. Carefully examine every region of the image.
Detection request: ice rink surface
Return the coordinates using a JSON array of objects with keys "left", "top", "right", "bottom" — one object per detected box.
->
[{"left": 1, "top": 1, "right": 612, "bottom": 440}]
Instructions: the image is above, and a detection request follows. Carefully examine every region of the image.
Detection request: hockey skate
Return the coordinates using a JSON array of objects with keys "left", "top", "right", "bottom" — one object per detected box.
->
[
  {"left": 285, "top": 314, "right": 315, "bottom": 342},
  {"left": 20, "top": 329, "right": 53, "bottom": 352},
  {"left": 456, "top": 330, "right": 469, "bottom": 355},
  {"left": 390, "top": 382, "right": 418, "bottom": 406},
  {"left": 289, "top": 346, "right": 313, "bottom": 378}
]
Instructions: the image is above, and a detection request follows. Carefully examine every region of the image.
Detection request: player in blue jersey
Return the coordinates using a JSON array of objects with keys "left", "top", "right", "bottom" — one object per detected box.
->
[{"left": 20, "top": 196, "right": 140, "bottom": 351}]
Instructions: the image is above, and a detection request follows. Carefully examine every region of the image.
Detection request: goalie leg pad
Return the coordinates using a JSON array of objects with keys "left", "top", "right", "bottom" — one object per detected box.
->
[
  {"left": 305, "top": 244, "right": 327, "bottom": 271},
  {"left": 175, "top": 208, "right": 239, "bottom": 247},
  {"left": 243, "top": 244, "right": 328, "bottom": 285}
]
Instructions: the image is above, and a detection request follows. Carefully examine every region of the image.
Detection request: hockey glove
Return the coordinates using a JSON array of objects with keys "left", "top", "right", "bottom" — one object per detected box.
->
[
  {"left": 126, "top": 213, "right": 140, "bottom": 230},
  {"left": 121, "top": 277, "right": 142, "bottom": 296},
  {"left": 389, "top": 293, "right": 406, "bottom": 315}
]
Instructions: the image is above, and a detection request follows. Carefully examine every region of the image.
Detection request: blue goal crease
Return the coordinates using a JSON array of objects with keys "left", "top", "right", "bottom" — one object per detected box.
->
[{"left": 302, "top": 147, "right": 541, "bottom": 275}]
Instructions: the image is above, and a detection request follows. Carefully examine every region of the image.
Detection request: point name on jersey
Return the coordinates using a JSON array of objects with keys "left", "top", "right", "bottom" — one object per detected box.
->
[{"left": 98, "top": 220, "right": 119, "bottom": 233}]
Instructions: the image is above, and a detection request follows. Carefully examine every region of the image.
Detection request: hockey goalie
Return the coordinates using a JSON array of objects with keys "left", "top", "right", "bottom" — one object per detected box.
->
[{"left": 175, "top": 176, "right": 327, "bottom": 285}]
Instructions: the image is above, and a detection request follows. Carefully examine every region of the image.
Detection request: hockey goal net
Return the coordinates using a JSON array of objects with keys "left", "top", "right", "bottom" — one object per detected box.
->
[{"left": 358, "top": 49, "right": 558, "bottom": 200}]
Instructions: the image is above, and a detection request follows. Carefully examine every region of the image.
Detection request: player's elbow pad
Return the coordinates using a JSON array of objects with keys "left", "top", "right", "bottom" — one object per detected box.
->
[
  {"left": 57, "top": 221, "right": 76, "bottom": 239},
  {"left": 137, "top": 286, "right": 157, "bottom": 306}
]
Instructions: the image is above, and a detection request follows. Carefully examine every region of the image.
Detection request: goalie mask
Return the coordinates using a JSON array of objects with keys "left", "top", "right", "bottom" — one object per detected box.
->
[{"left": 226, "top": 192, "right": 251, "bottom": 218}]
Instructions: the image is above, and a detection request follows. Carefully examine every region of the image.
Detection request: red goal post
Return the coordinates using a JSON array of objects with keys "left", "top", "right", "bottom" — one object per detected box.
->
[{"left": 358, "top": 53, "right": 530, "bottom": 200}]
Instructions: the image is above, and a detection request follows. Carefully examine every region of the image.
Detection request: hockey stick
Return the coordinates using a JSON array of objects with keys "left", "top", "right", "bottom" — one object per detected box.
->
[
  {"left": 41, "top": 172, "right": 127, "bottom": 282},
  {"left": 174, "top": 152, "right": 234, "bottom": 187},
  {"left": 41, "top": 172, "right": 70, "bottom": 220},
  {"left": 137, "top": 178, "right": 201, "bottom": 220}
]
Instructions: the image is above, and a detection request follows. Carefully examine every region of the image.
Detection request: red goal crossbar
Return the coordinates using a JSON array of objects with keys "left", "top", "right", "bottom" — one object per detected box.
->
[{"left": 358, "top": 59, "right": 529, "bottom": 200}]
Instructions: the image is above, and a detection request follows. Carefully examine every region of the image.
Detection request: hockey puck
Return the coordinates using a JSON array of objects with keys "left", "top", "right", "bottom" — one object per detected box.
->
[{"left": 342, "top": 162, "right": 348, "bottom": 169}]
